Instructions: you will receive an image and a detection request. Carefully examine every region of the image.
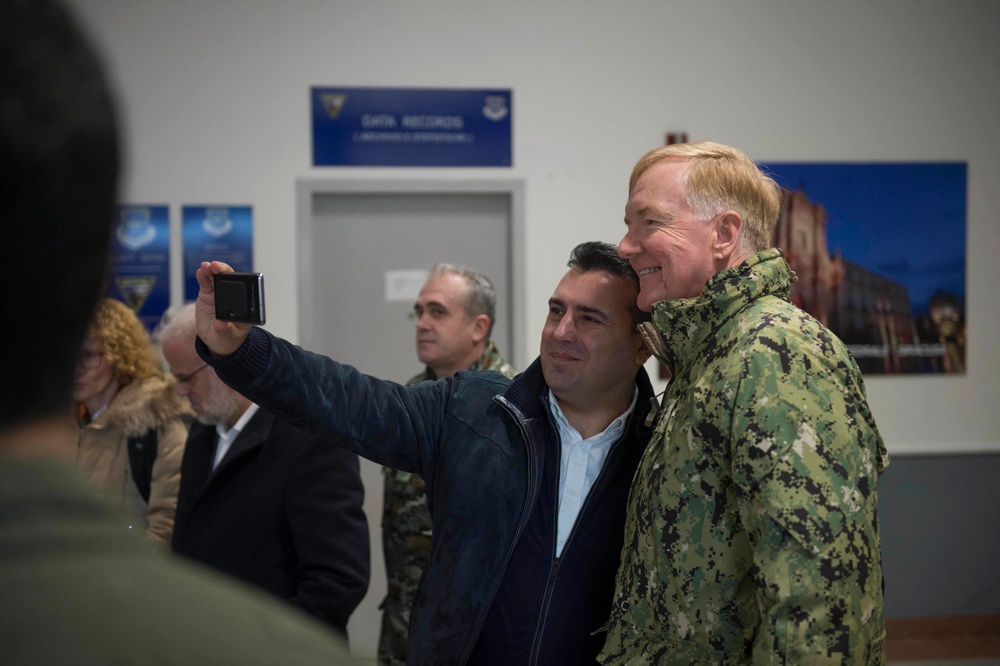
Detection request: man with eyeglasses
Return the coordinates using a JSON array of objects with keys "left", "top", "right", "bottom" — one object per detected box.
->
[{"left": 158, "top": 303, "right": 371, "bottom": 636}]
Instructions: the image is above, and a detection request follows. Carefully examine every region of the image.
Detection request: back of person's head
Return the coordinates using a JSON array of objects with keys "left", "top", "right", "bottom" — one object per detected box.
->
[
  {"left": 427, "top": 263, "right": 498, "bottom": 339},
  {"left": 567, "top": 241, "right": 651, "bottom": 328},
  {"left": 0, "top": 0, "right": 120, "bottom": 430},
  {"left": 628, "top": 141, "right": 781, "bottom": 256},
  {"left": 88, "top": 299, "right": 162, "bottom": 387}
]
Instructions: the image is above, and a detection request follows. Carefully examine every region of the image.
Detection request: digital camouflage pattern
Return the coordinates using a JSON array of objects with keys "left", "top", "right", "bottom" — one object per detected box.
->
[
  {"left": 599, "top": 249, "right": 889, "bottom": 665},
  {"left": 378, "top": 341, "right": 516, "bottom": 666}
]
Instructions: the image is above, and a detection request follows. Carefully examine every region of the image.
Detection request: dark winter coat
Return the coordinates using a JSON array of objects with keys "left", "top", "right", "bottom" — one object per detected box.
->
[
  {"left": 172, "top": 408, "right": 370, "bottom": 634},
  {"left": 199, "top": 328, "right": 654, "bottom": 665}
]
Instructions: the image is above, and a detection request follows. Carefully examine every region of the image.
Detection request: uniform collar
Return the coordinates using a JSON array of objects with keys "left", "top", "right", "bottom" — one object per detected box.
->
[{"left": 640, "top": 248, "right": 795, "bottom": 370}]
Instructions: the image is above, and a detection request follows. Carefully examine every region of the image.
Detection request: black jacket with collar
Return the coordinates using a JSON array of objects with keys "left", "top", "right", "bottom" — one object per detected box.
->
[
  {"left": 171, "top": 407, "right": 370, "bottom": 634},
  {"left": 199, "top": 328, "right": 655, "bottom": 665}
]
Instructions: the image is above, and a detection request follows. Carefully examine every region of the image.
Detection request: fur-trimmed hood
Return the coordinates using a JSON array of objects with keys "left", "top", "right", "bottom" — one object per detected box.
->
[{"left": 90, "top": 375, "right": 191, "bottom": 438}]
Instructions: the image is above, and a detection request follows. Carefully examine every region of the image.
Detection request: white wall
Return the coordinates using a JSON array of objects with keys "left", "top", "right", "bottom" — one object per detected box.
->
[
  {"left": 66, "top": 0, "right": 1000, "bottom": 455},
  {"left": 65, "top": 0, "right": 1000, "bottom": 651}
]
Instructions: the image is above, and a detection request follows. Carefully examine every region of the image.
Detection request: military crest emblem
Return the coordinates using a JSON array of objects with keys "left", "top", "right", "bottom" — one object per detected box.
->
[
  {"left": 115, "top": 275, "right": 156, "bottom": 314},
  {"left": 482, "top": 95, "right": 509, "bottom": 122},
  {"left": 202, "top": 207, "right": 233, "bottom": 238},
  {"left": 115, "top": 207, "right": 156, "bottom": 251},
  {"left": 321, "top": 93, "right": 348, "bottom": 119}
]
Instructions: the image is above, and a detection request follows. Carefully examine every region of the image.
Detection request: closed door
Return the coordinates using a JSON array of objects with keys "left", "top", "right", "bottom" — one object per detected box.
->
[{"left": 297, "top": 180, "right": 522, "bottom": 657}]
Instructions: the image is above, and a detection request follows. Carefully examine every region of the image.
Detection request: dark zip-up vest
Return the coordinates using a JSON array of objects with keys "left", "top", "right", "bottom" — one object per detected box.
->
[{"left": 467, "top": 405, "right": 644, "bottom": 665}]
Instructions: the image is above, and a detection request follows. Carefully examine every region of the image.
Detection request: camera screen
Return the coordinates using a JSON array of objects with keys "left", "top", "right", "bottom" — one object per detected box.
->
[
  {"left": 216, "top": 279, "right": 249, "bottom": 319},
  {"left": 213, "top": 272, "right": 264, "bottom": 324}
]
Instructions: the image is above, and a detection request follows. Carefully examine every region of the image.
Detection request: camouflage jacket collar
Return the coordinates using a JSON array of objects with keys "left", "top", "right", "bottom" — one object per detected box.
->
[
  {"left": 641, "top": 248, "right": 795, "bottom": 371},
  {"left": 413, "top": 340, "right": 513, "bottom": 383},
  {"left": 473, "top": 340, "right": 509, "bottom": 373}
]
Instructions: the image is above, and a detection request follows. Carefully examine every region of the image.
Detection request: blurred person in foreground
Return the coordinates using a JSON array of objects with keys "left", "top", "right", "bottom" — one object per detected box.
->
[
  {"left": 380, "top": 263, "right": 516, "bottom": 665},
  {"left": 600, "top": 141, "right": 889, "bottom": 665},
  {"left": 0, "top": 1, "right": 358, "bottom": 662},
  {"left": 74, "top": 297, "right": 189, "bottom": 544}
]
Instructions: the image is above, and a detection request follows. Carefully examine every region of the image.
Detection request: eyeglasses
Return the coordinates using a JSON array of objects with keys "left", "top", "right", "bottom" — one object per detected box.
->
[
  {"left": 174, "top": 363, "right": 209, "bottom": 385},
  {"left": 77, "top": 349, "right": 103, "bottom": 369}
]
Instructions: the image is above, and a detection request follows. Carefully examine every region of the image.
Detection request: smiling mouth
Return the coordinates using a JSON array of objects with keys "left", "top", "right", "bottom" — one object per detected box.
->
[{"left": 638, "top": 267, "right": 661, "bottom": 277}]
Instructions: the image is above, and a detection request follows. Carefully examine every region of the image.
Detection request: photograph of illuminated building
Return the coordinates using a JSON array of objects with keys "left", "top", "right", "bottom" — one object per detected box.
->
[{"left": 761, "top": 162, "right": 967, "bottom": 374}]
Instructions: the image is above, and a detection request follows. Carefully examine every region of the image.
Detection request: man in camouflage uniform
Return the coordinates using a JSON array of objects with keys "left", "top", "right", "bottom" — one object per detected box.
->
[
  {"left": 379, "top": 264, "right": 516, "bottom": 666},
  {"left": 601, "top": 142, "right": 889, "bottom": 665}
]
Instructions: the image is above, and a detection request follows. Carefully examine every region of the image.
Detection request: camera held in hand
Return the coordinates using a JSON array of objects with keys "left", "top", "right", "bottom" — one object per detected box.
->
[{"left": 214, "top": 272, "right": 266, "bottom": 325}]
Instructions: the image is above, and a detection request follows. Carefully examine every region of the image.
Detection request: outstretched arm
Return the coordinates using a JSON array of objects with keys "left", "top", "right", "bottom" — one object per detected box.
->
[{"left": 193, "top": 262, "right": 446, "bottom": 476}]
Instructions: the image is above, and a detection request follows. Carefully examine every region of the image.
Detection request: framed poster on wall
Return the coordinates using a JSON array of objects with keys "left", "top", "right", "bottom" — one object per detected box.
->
[
  {"left": 761, "top": 162, "right": 967, "bottom": 375},
  {"left": 106, "top": 204, "right": 170, "bottom": 331},
  {"left": 182, "top": 205, "right": 254, "bottom": 302}
]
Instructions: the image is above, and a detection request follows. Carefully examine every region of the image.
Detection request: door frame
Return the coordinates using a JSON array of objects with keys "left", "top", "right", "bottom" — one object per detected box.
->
[{"left": 295, "top": 178, "right": 527, "bottom": 367}]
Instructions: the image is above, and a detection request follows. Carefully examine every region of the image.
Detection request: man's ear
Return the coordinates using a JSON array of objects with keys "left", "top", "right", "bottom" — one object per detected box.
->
[
  {"left": 471, "top": 314, "right": 490, "bottom": 344},
  {"left": 712, "top": 211, "right": 743, "bottom": 262},
  {"left": 634, "top": 336, "right": 651, "bottom": 366}
]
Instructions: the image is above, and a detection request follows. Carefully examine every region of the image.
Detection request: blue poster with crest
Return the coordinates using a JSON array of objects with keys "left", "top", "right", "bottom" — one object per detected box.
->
[
  {"left": 106, "top": 204, "right": 170, "bottom": 331},
  {"left": 182, "top": 205, "right": 253, "bottom": 302}
]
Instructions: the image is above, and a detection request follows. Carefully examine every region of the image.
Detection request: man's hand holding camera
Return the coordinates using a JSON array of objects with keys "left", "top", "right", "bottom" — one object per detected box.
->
[{"left": 195, "top": 260, "right": 252, "bottom": 356}]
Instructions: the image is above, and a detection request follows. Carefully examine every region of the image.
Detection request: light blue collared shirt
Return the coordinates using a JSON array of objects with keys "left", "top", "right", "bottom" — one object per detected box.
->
[
  {"left": 548, "top": 387, "right": 638, "bottom": 557},
  {"left": 213, "top": 403, "right": 259, "bottom": 469}
]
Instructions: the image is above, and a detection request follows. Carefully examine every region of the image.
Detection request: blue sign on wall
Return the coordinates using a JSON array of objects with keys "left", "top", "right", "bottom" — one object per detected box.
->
[
  {"left": 107, "top": 204, "right": 170, "bottom": 332},
  {"left": 312, "top": 87, "right": 512, "bottom": 167},
  {"left": 182, "top": 205, "right": 254, "bottom": 302}
]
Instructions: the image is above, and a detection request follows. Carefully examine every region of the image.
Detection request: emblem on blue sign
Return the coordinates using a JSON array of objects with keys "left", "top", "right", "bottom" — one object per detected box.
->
[
  {"left": 482, "top": 95, "right": 509, "bottom": 122},
  {"left": 115, "top": 275, "right": 157, "bottom": 313},
  {"left": 321, "top": 93, "right": 347, "bottom": 119},
  {"left": 116, "top": 207, "right": 156, "bottom": 251},
  {"left": 202, "top": 207, "right": 234, "bottom": 238}
]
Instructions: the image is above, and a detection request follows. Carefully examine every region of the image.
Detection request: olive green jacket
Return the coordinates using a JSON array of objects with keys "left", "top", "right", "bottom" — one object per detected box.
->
[{"left": 0, "top": 458, "right": 359, "bottom": 665}]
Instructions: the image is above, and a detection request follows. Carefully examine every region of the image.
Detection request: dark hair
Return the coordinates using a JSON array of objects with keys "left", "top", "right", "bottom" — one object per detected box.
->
[
  {"left": 0, "top": 0, "right": 120, "bottom": 429},
  {"left": 567, "top": 241, "right": 650, "bottom": 327}
]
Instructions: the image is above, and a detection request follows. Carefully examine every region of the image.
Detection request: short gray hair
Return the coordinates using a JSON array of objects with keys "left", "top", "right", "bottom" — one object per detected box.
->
[{"left": 428, "top": 263, "right": 498, "bottom": 339}]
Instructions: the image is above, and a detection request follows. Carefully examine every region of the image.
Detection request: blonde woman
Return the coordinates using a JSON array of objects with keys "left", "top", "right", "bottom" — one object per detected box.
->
[{"left": 73, "top": 298, "right": 189, "bottom": 543}]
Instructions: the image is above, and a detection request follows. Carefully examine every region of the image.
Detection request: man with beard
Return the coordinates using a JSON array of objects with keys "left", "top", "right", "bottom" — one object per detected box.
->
[{"left": 159, "top": 303, "right": 370, "bottom": 635}]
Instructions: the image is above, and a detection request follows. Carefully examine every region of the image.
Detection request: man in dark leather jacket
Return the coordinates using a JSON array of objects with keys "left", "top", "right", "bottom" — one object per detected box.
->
[{"left": 195, "top": 242, "right": 655, "bottom": 665}]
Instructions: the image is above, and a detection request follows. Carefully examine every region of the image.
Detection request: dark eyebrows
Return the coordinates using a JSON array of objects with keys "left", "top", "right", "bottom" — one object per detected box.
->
[
  {"left": 415, "top": 298, "right": 449, "bottom": 312},
  {"left": 549, "top": 297, "right": 610, "bottom": 322},
  {"left": 576, "top": 303, "right": 610, "bottom": 322}
]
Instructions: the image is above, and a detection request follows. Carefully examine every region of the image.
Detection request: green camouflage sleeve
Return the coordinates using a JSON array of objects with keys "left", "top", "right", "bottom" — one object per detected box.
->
[
  {"left": 379, "top": 468, "right": 432, "bottom": 666},
  {"left": 727, "top": 318, "right": 886, "bottom": 664}
]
